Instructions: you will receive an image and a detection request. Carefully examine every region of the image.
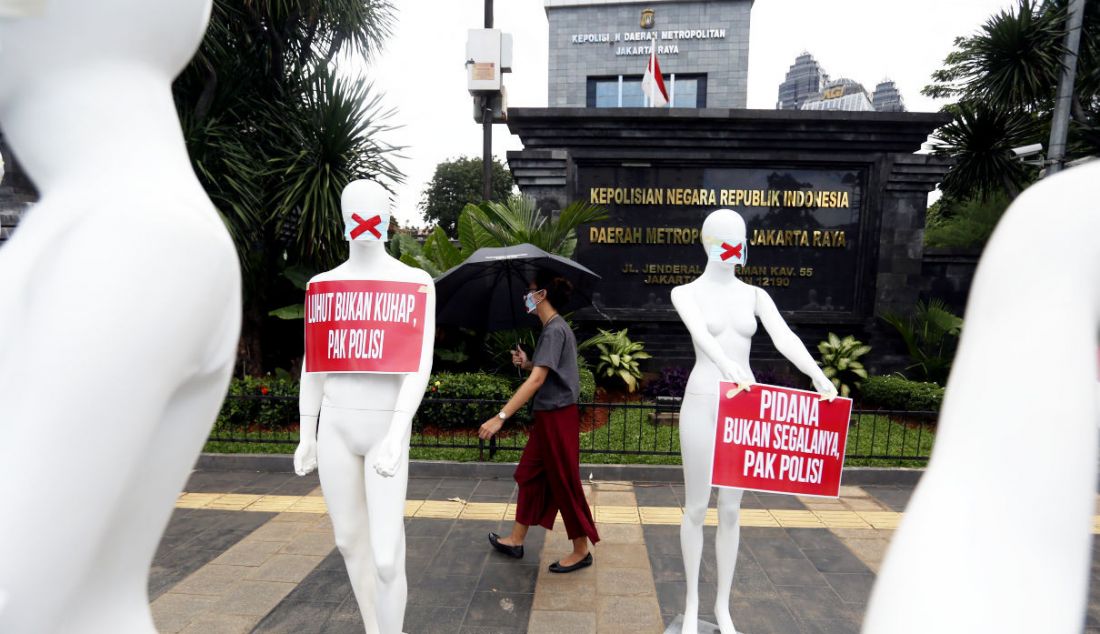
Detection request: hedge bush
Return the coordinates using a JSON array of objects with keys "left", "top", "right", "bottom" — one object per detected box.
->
[
  {"left": 418, "top": 372, "right": 528, "bottom": 430},
  {"left": 860, "top": 375, "right": 944, "bottom": 411},
  {"left": 579, "top": 367, "right": 596, "bottom": 403},
  {"left": 215, "top": 374, "right": 299, "bottom": 432}
]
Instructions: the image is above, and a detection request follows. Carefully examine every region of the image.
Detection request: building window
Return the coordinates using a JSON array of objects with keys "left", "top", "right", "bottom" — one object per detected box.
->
[{"left": 587, "top": 74, "right": 706, "bottom": 108}]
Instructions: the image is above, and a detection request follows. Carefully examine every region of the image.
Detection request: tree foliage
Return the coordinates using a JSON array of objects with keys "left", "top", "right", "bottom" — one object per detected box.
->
[
  {"left": 398, "top": 196, "right": 608, "bottom": 277},
  {"left": 173, "top": 0, "right": 401, "bottom": 373},
  {"left": 926, "top": 0, "right": 1099, "bottom": 200},
  {"left": 419, "top": 156, "right": 514, "bottom": 235}
]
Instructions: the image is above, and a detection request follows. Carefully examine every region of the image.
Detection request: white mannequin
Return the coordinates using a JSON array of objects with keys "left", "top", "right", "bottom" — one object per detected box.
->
[
  {"left": 863, "top": 163, "right": 1100, "bottom": 633},
  {"left": 0, "top": 2, "right": 240, "bottom": 633},
  {"left": 670, "top": 208, "right": 837, "bottom": 634},
  {"left": 294, "top": 179, "right": 435, "bottom": 634}
]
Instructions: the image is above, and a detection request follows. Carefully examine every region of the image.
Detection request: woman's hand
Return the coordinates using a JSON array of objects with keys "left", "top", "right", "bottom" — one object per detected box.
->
[
  {"left": 479, "top": 417, "right": 503, "bottom": 440},
  {"left": 511, "top": 345, "right": 529, "bottom": 369},
  {"left": 812, "top": 375, "right": 839, "bottom": 402}
]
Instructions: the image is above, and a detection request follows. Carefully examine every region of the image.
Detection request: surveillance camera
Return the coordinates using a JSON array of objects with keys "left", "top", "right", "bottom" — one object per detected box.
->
[{"left": 1011, "top": 143, "right": 1044, "bottom": 158}]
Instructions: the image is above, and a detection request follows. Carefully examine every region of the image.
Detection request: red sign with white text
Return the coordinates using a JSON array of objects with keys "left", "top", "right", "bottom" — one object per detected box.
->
[
  {"left": 304, "top": 279, "right": 426, "bottom": 373},
  {"left": 711, "top": 381, "right": 852, "bottom": 497}
]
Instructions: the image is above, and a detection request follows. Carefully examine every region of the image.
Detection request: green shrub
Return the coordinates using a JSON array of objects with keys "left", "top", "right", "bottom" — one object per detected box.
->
[
  {"left": 816, "top": 333, "right": 871, "bottom": 398},
  {"left": 418, "top": 372, "right": 531, "bottom": 430},
  {"left": 216, "top": 372, "right": 299, "bottom": 432},
  {"left": 579, "top": 366, "right": 596, "bottom": 402},
  {"left": 860, "top": 375, "right": 945, "bottom": 411},
  {"left": 579, "top": 328, "right": 651, "bottom": 392},
  {"left": 924, "top": 192, "right": 1011, "bottom": 249},
  {"left": 882, "top": 299, "right": 963, "bottom": 385}
]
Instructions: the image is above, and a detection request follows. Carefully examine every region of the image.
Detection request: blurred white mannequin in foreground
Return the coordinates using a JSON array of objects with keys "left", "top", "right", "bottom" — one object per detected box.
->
[
  {"left": 294, "top": 179, "right": 435, "bottom": 634},
  {"left": 863, "top": 162, "right": 1100, "bottom": 633},
  {"left": 0, "top": 1, "right": 240, "bottom": 632},
  {"left": 671, "top": 208, "right": 837, "bottom": 634}
]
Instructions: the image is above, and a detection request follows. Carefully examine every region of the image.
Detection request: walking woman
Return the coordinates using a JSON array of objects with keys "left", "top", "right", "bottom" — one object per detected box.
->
[{"left": 478, "top": 269, "right": 600, "bottom": 572}]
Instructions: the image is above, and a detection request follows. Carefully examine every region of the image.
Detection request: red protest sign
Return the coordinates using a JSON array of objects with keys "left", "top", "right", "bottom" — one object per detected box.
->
[
  {"left": 304, "top": 279, "right": 426, "bottom": 373},
  {"left": 711, "top": 381, "right": 852, "bottom": 497}
]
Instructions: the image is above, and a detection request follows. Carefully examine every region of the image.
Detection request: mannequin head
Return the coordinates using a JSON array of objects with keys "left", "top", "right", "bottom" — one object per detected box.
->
[
  {"left": 0, "top": 0, "right": 212, "bottom": 103},
  {"left": 341, "top": 179, "right": 392, "bottom": 243},
  {"left": 700, "top": 208, "right": 747, "bottom": 267}
]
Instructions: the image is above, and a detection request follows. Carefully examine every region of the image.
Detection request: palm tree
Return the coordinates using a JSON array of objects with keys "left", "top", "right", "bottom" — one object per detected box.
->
[
  {"left": 173, "top": 0, "right": 401, "bottom": 373},
  {"left": 394, "top": 196, "right": 608, "bottom": 277},
  {"left": 925, "top": 0, "right": 1099, "bottom": 200}
]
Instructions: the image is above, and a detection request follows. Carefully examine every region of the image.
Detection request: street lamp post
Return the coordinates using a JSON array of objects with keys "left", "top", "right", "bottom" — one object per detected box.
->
[{"left": 1045, "top": 0, "right": 1085, "bottom": 177}]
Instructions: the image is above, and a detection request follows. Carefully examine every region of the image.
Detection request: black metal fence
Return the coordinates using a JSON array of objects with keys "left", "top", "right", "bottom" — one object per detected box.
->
[{"left": 209, "top": 395, "right": 937, "bottom": 464}]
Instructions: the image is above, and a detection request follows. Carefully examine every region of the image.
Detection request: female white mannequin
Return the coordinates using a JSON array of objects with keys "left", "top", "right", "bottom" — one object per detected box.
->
[
  {"left": 671, "top": 208, "right": 836, "bottom": 634},
  {"left": 0, "top": 2, "right": 241, "bottom": 633},
  {"left": 294, "top": 179, "right": 435, "bottom": 634},
  {"left": 863, "top": 163, "right": 1100, "bottom": 633}
]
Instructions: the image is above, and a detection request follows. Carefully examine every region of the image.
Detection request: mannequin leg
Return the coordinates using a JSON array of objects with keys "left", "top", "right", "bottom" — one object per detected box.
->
[
  {"left": 363, "top": 425, "right": 410, "bottom": 634},
  {"left": 317, "top": 410, "right": 380, "bottom": 634},
  {"left": 713, "top": 487, "right": 744, "bottom": 634},
  {"left": 678, "top": 394, "right": 714, "bottom": 634}
]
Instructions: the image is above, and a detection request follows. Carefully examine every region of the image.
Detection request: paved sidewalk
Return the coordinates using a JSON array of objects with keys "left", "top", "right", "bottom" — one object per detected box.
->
[{"left": 148, "top": 470, "right": 1100, "bottom": 633}]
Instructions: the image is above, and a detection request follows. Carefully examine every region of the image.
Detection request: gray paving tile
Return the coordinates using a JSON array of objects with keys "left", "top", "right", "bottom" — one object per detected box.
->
[
  {"left": 798, "top": 617, "right": 863, "bottom": 634},
  {"left": 408, "top": 574, "right": 480, "bottom": 608},
  {"left": 463, "top": 591, "right": 534, "bottom": 629},
  {"left": 729, "top": 597, "right": 802, "bottom": 634},
  {"left": 762, "top": 557, "right": 827, "bottom": 587},
  {"left": 252, "top": 600, "right": 333, "bottom": 633},
  {"left": 776, "top": 585, "right": 859, "bottom": 623},
  {"left": 786, "top": 528, "right": 847, "bottom": 551},
  {"left": 821, "top": 573, "right": 875, "bottom": 606},
  {"left": 404, "top": 606, "right": 469, "bottom": 634},
  {"left": 477, "top": 562, "right": 539, "bottom": 594},
  {"left": 801, "top": 547, "right": 871, "bottom": 574},
  {"left": 755, "top": 493, "right": 807, "bottom": 509},
  {"left": 633, "top": 483, "right": 680, "bottom": 506}
]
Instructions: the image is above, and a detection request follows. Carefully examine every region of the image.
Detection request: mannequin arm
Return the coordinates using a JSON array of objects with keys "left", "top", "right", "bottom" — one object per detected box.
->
[
  {"left": 294, "top": 357, "right": 325, "bottom": 476},
  {"left": 374, "top": 281, "right": 436, "bottom": 477},
  {"left": 670, "top": 285, "right": 753, "bottom": 385},
  {"left": 754, "top": 288, "right": 835, "bottom": 398}
]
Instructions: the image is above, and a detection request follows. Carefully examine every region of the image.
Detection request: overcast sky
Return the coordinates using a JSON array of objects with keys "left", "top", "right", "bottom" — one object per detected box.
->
[{"left": 354, "top": 0, "right": 1018, "bottom": 227}]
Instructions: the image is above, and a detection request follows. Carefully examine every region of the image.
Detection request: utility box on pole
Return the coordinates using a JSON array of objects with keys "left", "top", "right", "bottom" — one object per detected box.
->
[{"left": 466, "top": 29, "right": 512, "bottom": 93}]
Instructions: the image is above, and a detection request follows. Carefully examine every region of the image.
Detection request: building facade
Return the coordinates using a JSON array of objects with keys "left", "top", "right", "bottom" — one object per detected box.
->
[
  {"left": 545, "top": 0, "right": 752, "bottom": 109},
  {"left": 800, "top": 78, "right": 876, "bottom": 112},
  {"left": 872, "top": 79, "right": 906, "bottom": 112},
  {"left": 776, "top": 52, "right": 828, "bottom": 110}
]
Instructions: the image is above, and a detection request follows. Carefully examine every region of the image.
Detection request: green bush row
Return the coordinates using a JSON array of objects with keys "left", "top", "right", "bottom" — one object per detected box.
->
[
  {"left": 860, "top": 375, "right": 944, "bottom": 411},
  {"left": 215, "top": 367, "right": 597, "bottom": 433}
]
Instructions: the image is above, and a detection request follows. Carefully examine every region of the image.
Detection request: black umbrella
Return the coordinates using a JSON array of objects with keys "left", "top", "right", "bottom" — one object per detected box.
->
[{"left": 434, "top": 243, "right": 601, "bottom": 332}]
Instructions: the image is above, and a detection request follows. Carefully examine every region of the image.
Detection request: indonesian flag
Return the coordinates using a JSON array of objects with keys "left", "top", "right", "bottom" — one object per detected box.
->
[{"left": 641, "top": 45, "right": 669, "bottom": 107}]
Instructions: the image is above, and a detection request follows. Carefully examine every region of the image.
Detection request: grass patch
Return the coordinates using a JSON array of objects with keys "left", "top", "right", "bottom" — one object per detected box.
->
[{"left": 844, "top": 413, "right": 934, "bottom": 467}]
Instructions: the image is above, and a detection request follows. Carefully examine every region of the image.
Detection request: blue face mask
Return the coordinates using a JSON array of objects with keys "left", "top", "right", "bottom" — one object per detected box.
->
[{"left": 524, "top": 291, "right": 541, "bottom": 314}]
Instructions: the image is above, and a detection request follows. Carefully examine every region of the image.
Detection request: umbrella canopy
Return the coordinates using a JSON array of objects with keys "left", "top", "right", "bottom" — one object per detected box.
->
[{"left": 434, "top": 244, "right": 601, "bottom": 332}]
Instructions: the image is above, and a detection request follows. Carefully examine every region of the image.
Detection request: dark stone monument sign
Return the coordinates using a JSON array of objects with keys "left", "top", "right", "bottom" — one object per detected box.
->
[{"left": 507, "top": 108, "right": 950, "bottom": 369}]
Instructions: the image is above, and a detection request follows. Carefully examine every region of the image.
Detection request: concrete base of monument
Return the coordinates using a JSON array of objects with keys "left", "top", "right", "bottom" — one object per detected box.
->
[{"left": 664, "top": 614, "right": 724, "bottom": 634}]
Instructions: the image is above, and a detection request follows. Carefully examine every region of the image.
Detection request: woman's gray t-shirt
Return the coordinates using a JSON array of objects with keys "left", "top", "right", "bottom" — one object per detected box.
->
[{"left": 531, "top": 317, "right": 580, "bottom": 411}]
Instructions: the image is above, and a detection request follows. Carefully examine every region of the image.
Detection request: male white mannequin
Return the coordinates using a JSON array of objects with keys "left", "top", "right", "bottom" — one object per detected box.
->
[
  {"left": 294, "top": 179, "right": 435, "bottom": 634},
  {"left": 863, "top": 163, "right": 1100, "bottom": 633},
  {"left": 670, "top": 208, "right": 837, "bottom": 634},
  {"left": 0, "top": 2, "right": 240, "bottom": 633}
]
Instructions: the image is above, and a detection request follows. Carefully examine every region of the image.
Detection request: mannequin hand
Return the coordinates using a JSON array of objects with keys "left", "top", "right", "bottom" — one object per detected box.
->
[
  {"left": 717, "top": 358, "right": 754, "bottom": 393},
  {"left": 479, "top": 417, "right": 503, "bottom": 440},
  {"left": 813, "top": 376, "right": 839, "bottom": 402},
  {"left": 372, "top": 436, "right": 407, "bottom": 478},
  {"left": 511, "top": 346, "right": 529, "bottom": 369},
  {"left": 293, "top": 439, "right": 318, "bottom": 476}
]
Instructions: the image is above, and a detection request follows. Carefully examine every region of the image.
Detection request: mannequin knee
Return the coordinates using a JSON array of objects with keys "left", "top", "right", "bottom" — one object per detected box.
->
[
  {"left": 332, "top": 523, "right": 368, "bottom": 558},
  {"left": 372, "top": 547, "right": 402, "bottom": 584},
  {"left": 682, "top": 503, "right": 707, "bottom": 527}
]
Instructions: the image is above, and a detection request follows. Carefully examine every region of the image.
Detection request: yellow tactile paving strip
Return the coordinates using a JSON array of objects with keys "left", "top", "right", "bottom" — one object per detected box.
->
[
  {"left": 178, "top": 493, "right": 904, "bottom": 530},
  {"left": 177, "top": 491, "right": 1100, "bottom": 533}
]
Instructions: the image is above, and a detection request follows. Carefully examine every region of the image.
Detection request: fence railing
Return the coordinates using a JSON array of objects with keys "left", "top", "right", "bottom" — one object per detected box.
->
[{"left": 209, "top": 396, "right": 937, "bottom": 464}]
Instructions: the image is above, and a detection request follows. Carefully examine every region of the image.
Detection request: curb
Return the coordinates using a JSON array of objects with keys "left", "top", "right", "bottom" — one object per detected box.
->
[{"left": 194, "top": 453, "right": 925, "bottom": 486}]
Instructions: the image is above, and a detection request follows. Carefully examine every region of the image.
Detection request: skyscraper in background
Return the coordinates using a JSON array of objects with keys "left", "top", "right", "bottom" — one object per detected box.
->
[
  {"left": 872, "top": 79, "right": 907, "bottom": 112},
  {"left": 776, "top": 52, "right": 828, "bottom": 110}
]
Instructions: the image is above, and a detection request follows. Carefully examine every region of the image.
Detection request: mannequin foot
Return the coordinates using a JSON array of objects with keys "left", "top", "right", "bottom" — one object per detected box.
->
[{"left": 714, "top": 603, "right": 738, "bottom": 634}]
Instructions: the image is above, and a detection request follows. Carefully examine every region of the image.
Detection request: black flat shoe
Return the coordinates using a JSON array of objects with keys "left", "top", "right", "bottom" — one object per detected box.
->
[
  {"left": 488, "top": 532, "right": 524, "bottom": 559},
  {"left": 548, "top": 552, "right": 593, "bottom": 573}
]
